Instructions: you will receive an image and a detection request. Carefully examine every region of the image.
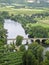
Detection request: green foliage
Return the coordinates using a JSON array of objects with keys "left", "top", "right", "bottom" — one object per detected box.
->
[
  {"left": 0, "top": 16, "right": 4, "bottom": 23},
  {"left": 28, "top": 42, "right": 44, "bottom": 64},
  {"left": 16, "top": 35, "right": 23, "bottom": 46},
  {"left": 0, "top": 52, "right": 23, "bottom": 65},
  {"left": 1, "top": 11, "right": 10, "bottom": 19},
  {"left": 0, "top": 29, "right": 7, "bottom": 44},
  {"left": 45, "top": 40, "right": 49, "bottom": 45},
  {"left": 43, "top": 51, "right": 49, "bottom": 65},
  {"left": 22, "top": 50, "right": 38, "bottom": 65},
  {"left": 20, "top": 45, "right": 26, "bottom": 52},
  {"left": 0, "top": 11, "right": 8, "bottom": 65},
  {"left": 45, "top": 51, "right": 49, "bottom": 60},
  {"left": 26, "top": 26, "right": 49, "bottom": 38}
]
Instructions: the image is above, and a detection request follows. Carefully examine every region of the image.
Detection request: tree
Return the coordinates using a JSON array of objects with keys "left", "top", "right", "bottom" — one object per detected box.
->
[
  {"left": 0, "top": 29, "right": 7, "bottom": 44},
  {"left": 20, "top": 45, "right": 26, "bottom": 52},
  {"left": 43, "top": 51, "right": 49, "bottom": 65},
  {"left": 45, "top": 51, "right": 49, "bottom": 60},
  {"left": 22, "top": 50, "right": 39, "bottom": 65},
  {"left": 1, "top": 11, "right": 10, "bottom": 19},
  {"left": 45, "top": 40, "right": 49, "bottom": 45},
  {"left": 28, "top": 42, "right": 44, "bottom": 64},
  {"left": 16, "top": 35, "right": 23, "bottom": 46},
  {"left": 26, "top": 26, "right": 49, "bottom": 38}
]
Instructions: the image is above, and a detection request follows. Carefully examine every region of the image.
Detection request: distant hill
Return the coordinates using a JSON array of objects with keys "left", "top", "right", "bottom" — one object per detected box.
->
[
  {"left": 0, "top": 0, "right": 25, "bottom": 4},
  {"left": 0, "top": 0, "right": 49, "bottom": 8}
]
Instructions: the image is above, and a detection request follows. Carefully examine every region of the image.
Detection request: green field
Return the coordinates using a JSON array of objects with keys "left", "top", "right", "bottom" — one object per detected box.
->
[
  {"left": 27, "top": 18, "right": 49, "bottom": 28},
  {"left": 0, "top": 6, "right": 46, "bottom": 15}
]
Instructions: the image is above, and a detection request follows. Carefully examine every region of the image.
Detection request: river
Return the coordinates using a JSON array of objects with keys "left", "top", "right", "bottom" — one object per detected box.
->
[{"left": 4, "top": 19, "right": 28, "bottom": 44}]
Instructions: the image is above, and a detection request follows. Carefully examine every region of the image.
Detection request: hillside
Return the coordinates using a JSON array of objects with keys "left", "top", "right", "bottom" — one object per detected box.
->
[
  {"left": 0, "top": 0, "right": 49, "bottom": 7},
  {"left": 0, "top": 0, "right": 25, "bottom": 4}
]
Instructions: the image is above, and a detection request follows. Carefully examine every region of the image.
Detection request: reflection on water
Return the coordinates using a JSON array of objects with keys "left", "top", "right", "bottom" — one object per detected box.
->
[{"left": 4, "top": 19, "right": 28, "bottom": 44}]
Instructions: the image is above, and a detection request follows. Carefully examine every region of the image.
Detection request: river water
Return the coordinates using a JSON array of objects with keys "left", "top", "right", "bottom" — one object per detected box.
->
[{"left": 4, "top": 19, "right": 28, "bottom": 44}]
